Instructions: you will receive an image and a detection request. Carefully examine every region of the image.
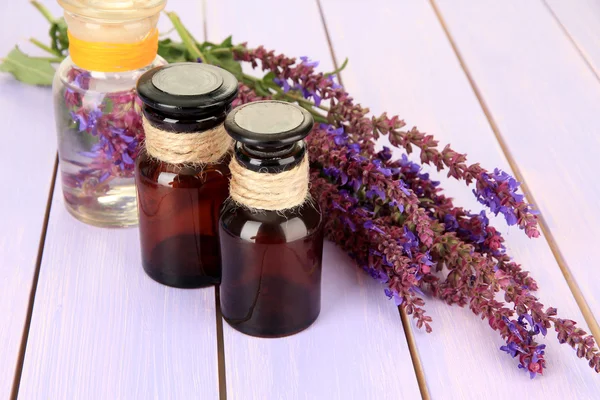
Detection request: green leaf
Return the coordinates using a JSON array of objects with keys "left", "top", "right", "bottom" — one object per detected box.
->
[
  {"left": 198, "top": 41, "right": 218, "bottom": 52},
  {"left": 158, "top": 38, "right": 190, "bottom": 63},
  {"left": 261, "top": 71, "right": 280, "bottom": 89},
  {"left": 0, "top": 47, "right": 55, "bottom": 86},
  {"left": 263, "top": 71, "right": 276, "bottom": 82},
  {"left": 219, "top": 36, "right": 233, "bottom": 48},
  {"left": 204, "top": 52, "right": 243, "bottom": 80},
  {"left": 49, "top": 18, "right": 69, "bottom": 57}
]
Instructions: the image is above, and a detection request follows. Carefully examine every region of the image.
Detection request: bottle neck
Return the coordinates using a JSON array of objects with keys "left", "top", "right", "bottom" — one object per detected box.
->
[
  {"left": 229, "top": 152, "right": 311, "bottom": 211},
  {"left": 63, "top": 9, "right": 161, "bottom": 73},
  {"left": 68, "top": 28, "right": 159, "bottom": 73},
  {"left": 142, "top": 106, "right": 230, "bottom": 134},
  {"left": 141, "top": 104, "right": 233, "bottom": 165},
  {"left": 234, "top": 141, "right": 307, "bottom": 174}
]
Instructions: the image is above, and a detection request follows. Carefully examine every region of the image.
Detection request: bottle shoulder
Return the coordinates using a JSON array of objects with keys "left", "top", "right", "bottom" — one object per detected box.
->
[
  {"left": 136, "top": 151, "right": 231, "bottom": 188},
  {"left": 220, "top": 200, "right": 323, "bottom": 243}
]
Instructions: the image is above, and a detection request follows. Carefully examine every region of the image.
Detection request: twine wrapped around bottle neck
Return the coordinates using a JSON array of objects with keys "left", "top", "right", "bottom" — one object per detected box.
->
[
  {"left": 142, "top": 116, "right": 232, "bottom": 165},
  {"left": 229, "top": 154, "right": 310, "bottom": 211}
]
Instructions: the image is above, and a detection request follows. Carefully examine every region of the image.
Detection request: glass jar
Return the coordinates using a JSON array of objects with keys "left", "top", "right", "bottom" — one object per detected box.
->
[
  {"left": 54, "top": 0, "right": 167, "bottom": 227},
  {"left": 220, "top": 101, "right": 324, "bottom": 337},
  {"left": 135, "top": 63, "right": 238, "bottom": 288}
]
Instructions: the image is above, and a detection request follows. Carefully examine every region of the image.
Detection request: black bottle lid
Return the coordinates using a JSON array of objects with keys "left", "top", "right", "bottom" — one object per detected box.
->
[
  {"left": 224, "top": 101, "right": 314, "bottom": 173},
  {"left": 137, "top": 62, "right": 238, "bottom": 119}
]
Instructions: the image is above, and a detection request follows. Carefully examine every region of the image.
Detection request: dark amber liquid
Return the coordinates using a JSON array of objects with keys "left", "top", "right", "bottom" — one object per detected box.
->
[
  {"left": 135, "top": 152, "right": 231, "bottom": 288},
  {"left": 219, "top": 201, "right": 324, "bottom": 337}
]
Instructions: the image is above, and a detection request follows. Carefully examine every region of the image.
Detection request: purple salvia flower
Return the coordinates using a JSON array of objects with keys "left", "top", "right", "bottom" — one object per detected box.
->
[
  {"left": 502, "top": 317, "right": 524, "bottom": 341},
  {"left": 326, "top": 74, "right": 342, "bottom": 89},
  {"left": 273, "top": 77, "right": 291, "bottom": 92},
  {"left": 331, "top": 200, "right": 345, "bottom": 212},
  {"left": 364, "top": 220, "right": 385, "bottom": 235},
  {"left": 122, "top": 152, "right": 134, "bottom": 165},
  {"left": 443, "top": 214, "right": 459, "bottom": 231},
  {"left": 299, "top": 56, "right": 319, "bottom": 68},
  {"left": 500, "top": 341, "right": 524, "bottom": 358},
  {"left": 389, "top": 199, "right": 405, "bottom": 213},
  {"left": 384, "top": 288, "right": 404, "bottom": 306},
  {"left": 99, "top": 172, "right": 111, "bottom": 183},
  {"left": 398, "top": 180, "right": 411, "bottom": 196},
  {"left": 343, "top": 216, "right": 357, "bottom": 232}
]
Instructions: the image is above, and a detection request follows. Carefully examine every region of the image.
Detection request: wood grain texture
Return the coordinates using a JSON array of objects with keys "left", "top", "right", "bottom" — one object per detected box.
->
[
  {"left": 18, "top": 183, "right": 220, "bottom": 400},
  {"left": 204, "top": 1, "right": 422, "bottom": 398},
  {"left": 0, "top": 2, "right": 60, "bottom": 398},
  {"left": 17, "top": 2, "right": 221, "bottom": 399},
  {"left": 321, "top": 0, "right": 600, "bottom": 398},
  {"left": 544, "top": 0, "right": 600, "bottom": 79},
  {"left": 434, "top": 0, "right": 600, "bottom": 334}
]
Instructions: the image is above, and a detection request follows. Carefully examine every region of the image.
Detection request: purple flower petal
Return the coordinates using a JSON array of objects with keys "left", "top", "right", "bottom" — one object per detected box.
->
[
  {"left": 99, "top": 172, "right": 111, "bottom": 182},
  {"left": 364, "top": 220, "right": 385, "bottom": 235},
  {"left": 122, "top": 152, "right": 134, "bottom": 165}
]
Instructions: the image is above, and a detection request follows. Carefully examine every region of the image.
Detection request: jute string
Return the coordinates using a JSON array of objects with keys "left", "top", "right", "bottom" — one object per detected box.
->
[
  {"left": 229, "top": 154, "right": 310, "bottom": 211},
  {"left": 142, "top": 116, "right": 232, "bottom": 165}
]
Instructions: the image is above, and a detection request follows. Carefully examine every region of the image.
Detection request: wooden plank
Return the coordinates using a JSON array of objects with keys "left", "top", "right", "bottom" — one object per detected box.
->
[
  {"left": 204, "top": 1, "right": 423, "bottom": 399},
  {"left": 434, "top": 0, "right": 600, "bottom": 335},
  {"left": 18, "top": 179, "right": 220, "bottom": 399},
  {"left": 321, "top": 0, "right": 600, "bottom": 397},
  {"left": 543, "top": 0, "right": 600, "bottom": 79},
  {"left": 0, "top": 2, "right": 60, "bottom": 398},
  {"left": 18, "top": 3, "right": 221, "bottom": 398}
]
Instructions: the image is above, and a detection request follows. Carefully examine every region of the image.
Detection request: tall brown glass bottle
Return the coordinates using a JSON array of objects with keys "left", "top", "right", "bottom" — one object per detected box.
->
[
  {"left": 219, "top": 101, "right": 324, "bottom": 337},
  {"left": 135, "top": 63, "right": 238, "bottom": 288}
]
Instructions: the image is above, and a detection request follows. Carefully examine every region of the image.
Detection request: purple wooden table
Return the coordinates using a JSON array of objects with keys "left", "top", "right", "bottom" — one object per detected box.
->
[{"left": 2, "top": 1, "right": 600, "bottom": 399}]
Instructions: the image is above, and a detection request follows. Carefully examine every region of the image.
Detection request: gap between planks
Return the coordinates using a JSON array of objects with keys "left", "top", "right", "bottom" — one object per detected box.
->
[
  {"left": 214, "top": 287, "right": 227, "bottom": 400},
  {"left": 10, "top": 154, "right": 59, "bottom": 400},
  {"left": 540, "top": 0, "right": 600, "bottom": 84},
  {"left": 428, "top": 0, "right": 600, "bottom": 344},
  {"left": 315, "top": 1, "right": 431, "bottom": 399},
  {"left": 202, "top": 3, "right": 227, "bottom": 398}
]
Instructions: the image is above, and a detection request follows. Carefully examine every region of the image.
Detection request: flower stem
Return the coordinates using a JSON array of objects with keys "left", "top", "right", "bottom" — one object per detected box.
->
[
  {"left": 274, "top": 86, "right": 330, "bottom": 112},
  {"left": 208, "top": 46, "right": 246, "bottom": 55},
  {"left": 166, "top": 12, "right": 207, "bottom": 63},
  {"left": 325, "top": 57, "right": 349, "bottom": 77},
  {"left": 32, "top": 56, "right": 64, "bottom": 63},
  {"left": 29, "top": 38, "right": 61, "bottom": 57},
  {"left": 31, "top": 1, "right": 56, "bottom": 24}
]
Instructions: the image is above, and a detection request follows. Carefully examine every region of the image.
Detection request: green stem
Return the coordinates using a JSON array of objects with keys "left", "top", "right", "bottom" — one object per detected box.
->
[
  {"left": 208, "top": 46, "right": 246, "bottom": 55},
  {"left": 32, "top": 56, "right": 65, "bottom": 63},
  {"left": 303, "top": 107, "right": 328, "bottom": 123},
  {"left": 31, "top": 1, "right": 56, "bottom": 24},
  {"left": 29, "top": 38, "right": 61, "bottom": 57},
  {"left": 275, "top": 88, "right": 330, "bottom": 112},
  {"left": 166, "top": 12, "right": 206, "bottom": 63},
  {"left": 325, "top": 57, "right": 349, "bottom": 77}
]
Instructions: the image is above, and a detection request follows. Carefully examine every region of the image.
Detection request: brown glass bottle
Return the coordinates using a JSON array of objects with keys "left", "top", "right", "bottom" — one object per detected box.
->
[
  {"left": 220, "top": 101, "right": 324, "bottom": 337},
  {"left": 136, "top": 142, "right": 230, "bottom": 288},
  {"left": 135, "top": 63, "right": 238, "bottom": 288}
]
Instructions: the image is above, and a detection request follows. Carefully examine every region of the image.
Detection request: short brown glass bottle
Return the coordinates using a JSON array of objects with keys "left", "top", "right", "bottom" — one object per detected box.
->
[
  {"left": 220, "top": 101, "right": 324, "bottom": 337},
  {"left": 135, "top": 63, "right": 238, "bottom": 288}
]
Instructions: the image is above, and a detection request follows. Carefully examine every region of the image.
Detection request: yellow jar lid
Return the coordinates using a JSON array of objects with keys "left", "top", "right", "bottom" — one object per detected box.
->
[{"left": 58, "top": 0, "right": 167, "bottom": 21}]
